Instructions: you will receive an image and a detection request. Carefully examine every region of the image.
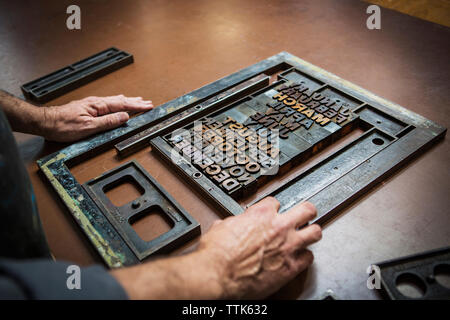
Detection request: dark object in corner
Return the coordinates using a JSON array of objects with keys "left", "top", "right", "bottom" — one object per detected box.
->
[
  {"left": 375, "top": 246, "right": 450, "bottom": 300},
  {"left": 21, "top": 47, "right": 133, "bottom": 103}
]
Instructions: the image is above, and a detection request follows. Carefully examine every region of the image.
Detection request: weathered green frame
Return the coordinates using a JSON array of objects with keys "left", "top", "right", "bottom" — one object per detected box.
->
[{"left": 37, "top": 52, "right": 446, "bottom": 268}]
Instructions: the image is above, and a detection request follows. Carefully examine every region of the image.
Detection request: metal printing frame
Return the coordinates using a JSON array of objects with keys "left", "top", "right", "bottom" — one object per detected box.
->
[{"left": 37, "top": 52, "right": 447, "bottom": 268}]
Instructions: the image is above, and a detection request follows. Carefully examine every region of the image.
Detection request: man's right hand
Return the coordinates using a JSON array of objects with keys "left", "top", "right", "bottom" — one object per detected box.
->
[
  {"left": 198, "top": 197, "right": 322, "bottom": 299},
  {"left": 111, "top": 198, "right": 322, "bottom": 300}
]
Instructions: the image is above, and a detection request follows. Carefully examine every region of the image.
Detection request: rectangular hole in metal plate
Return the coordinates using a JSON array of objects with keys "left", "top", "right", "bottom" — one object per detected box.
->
[
  {"left": 396, "top": 125, "right": 415, "bottom": 138},
  {"left": 103, "top": 175, "right": 145, "bottom": 207},
  {"left": 129, "top": 205, "right": 175, "bottom": 242},
  {"left": 356, "top": 105, "right": 408, "bottom": 136},
  {"left": 318, "top": 86, "right": 364, "bottom": 111},
  {"left": 261, "top": 62, "right": 293, "bottom": 78}
]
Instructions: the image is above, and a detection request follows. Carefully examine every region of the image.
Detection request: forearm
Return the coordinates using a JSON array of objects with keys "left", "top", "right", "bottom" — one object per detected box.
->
[
  {"left": 0, "top": 90, "right": 48, "bottom": 136},
  {"left": 110, "top": 249, "right": 224, "bottom": 300},
  {"left": 1, "top": 91, "right": 153, "bottom": 142},
  {"left": 110, "top": 199, "right": 321, "bottom": 300}
]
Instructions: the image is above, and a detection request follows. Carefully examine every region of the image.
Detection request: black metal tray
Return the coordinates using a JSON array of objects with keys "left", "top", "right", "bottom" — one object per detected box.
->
[
  {"left": 21, "top": 47, "right": 133, "bottom": 103},
  {"left": 375, "top": 246, "right": 450, "bottom": 300}
]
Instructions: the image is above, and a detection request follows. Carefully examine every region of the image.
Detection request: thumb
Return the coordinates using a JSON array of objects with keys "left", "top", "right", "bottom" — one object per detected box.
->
[{"left": 92, "top": 112, "right": 129, "bottom": 132}]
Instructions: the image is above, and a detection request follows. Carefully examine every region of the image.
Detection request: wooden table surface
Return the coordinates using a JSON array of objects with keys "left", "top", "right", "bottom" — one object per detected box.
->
[{"left": 0, "top": 0, "right": 449, "bottom": 299}]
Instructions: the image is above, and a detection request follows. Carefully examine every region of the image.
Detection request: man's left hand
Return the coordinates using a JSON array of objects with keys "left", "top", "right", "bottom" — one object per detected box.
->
[{"left": 41, "top": 95, "right": 153, "bottom": 142}]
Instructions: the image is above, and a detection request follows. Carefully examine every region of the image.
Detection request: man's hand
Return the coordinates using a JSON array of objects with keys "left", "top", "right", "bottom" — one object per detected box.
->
[
  {"left": 0, "top": 90, "right": 154, "bottom": 142},
  {"left": 198, "top": 198, "right": 321, "bottom": 299},
  {"left": 42, "top": 95, "right": 153, "bottom": 142},
  {"left": 111, "top": 198, "right": 322, "bottom": 299}
]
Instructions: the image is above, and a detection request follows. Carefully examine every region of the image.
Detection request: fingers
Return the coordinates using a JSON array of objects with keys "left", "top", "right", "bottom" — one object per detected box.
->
[
  {"left": 283, "top": 202, "right": 321, "bottom": 253},
  {"left": 292, "top": 224, "right": 322, "bottom": 250},
  {"left": 89, "top": 112, "right": 129, "bottom": 133},
  {"left": 283, "top": 201, "right": 317, "bottom": 229},
  {"left": 88, "top": 95, "right": 154, "bottom": 115},
  {"left": 293, "top": 249, "right": 314, "bottom": 273},
  {"left": 121, "top": 96, "right": 153, "bottom": 111},
  {"left": 249, "top": 196, "right": 280, "bottom": 215}
]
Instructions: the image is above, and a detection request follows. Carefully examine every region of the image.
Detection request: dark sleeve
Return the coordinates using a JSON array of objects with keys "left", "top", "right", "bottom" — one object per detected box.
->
[{"left": 0, "top": 258, "right": 128, "bottom": 300}]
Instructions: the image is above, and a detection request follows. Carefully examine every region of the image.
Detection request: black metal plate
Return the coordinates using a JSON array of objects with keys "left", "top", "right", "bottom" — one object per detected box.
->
[
  {"left": 21, "top": 47, "right": 133, "bottom": 103},
  {"left": 83, "top": 160, "right": 200, "bottom": 261},
  {"left": 375, "top": 247, "right": 450, "bottom": 300}
]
